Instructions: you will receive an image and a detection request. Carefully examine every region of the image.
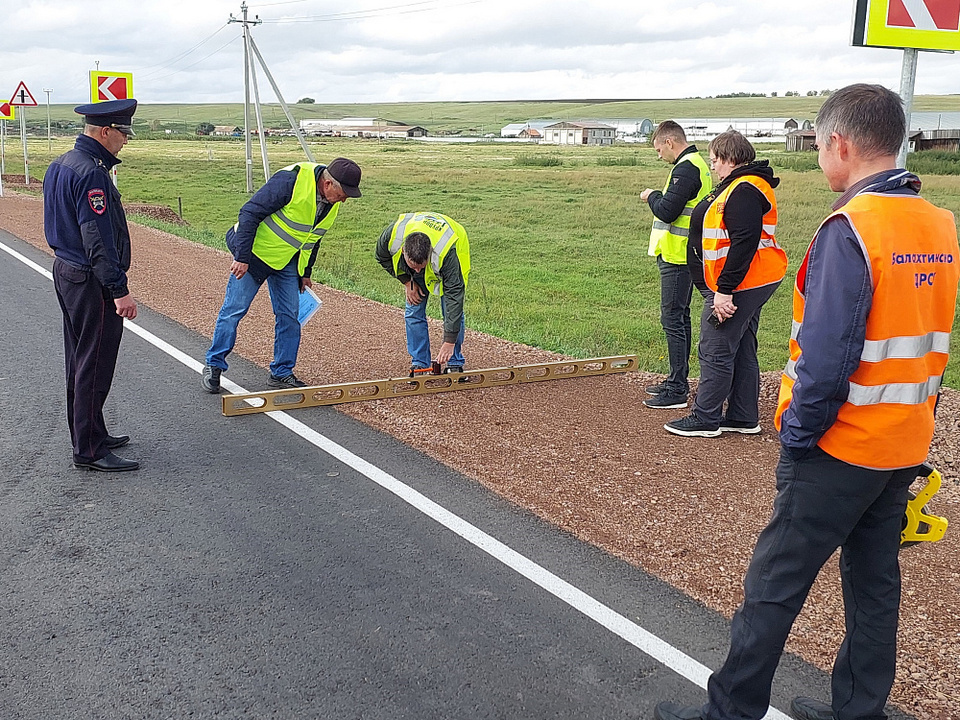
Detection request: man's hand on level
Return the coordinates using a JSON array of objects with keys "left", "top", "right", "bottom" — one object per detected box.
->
[{"left": 436, "top": 341, "right": 456, "bottom": 365}]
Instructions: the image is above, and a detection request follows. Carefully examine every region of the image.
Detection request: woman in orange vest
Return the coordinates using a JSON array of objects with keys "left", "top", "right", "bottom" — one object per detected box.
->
[{"left": 664, "top": 130, "right": 787, "bottom": 438}]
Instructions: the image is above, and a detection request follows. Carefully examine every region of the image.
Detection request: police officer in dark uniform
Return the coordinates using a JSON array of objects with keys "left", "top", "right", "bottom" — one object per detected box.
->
[{"left": 43, "top": 98, "right": 139, "bottom": 472}]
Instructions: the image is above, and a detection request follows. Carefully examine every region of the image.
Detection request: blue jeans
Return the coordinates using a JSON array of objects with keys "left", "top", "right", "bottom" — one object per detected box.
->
[
  {"left": 206, "top": 259, "right": 301, "bottom": 377},
  {"left": 657, "top": 256, "right": 693, "bottom": 395},
  {"left": 405, "top": 294, "right": 465, "bottom": 369}
]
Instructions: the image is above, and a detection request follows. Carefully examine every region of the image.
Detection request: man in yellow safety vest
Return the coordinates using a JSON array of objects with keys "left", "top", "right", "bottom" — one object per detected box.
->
[
  {"left": 640, "top": 121, "right": 713, "bottom": 409},
  {"left": 375, "top": 212, "right": 470, "bottom": 373},
  {"left": 201, "top": 158, "right": 362, "bottom": 393}
]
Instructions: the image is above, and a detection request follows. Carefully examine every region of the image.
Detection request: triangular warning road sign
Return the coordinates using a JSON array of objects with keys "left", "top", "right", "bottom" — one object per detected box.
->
[{"left": 10, "top": 81, "right": 38, "bottom": 107}]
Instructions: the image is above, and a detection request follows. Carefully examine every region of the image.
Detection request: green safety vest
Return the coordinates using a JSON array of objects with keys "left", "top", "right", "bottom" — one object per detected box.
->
[
  {"left": 647, "top": 151, "right": 712, "bottom": 264},
  {"left": 251, "top": 163, "right": 341, "bottom": 275},
  {"left": 389, "top": 212, "right": 470, "bottom": 295}
]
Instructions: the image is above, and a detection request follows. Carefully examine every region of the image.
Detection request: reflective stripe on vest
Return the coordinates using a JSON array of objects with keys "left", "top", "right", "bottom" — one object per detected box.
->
[
  {"left": 701, "top": 232, "right": 780, "bottom": 261},
  {"left": 775, "top": 191, "right": 959, "bottom": 470},
  {"left": 252, "top": 162, "right": 341, "bottom": 274},
  {"left": 647, "top": 151, "right": 712, "bottom": 263},
  {"left": 389, "top": 212, "right": 470, "bottom": 295},
  {"left": 783, "top": 332, "right": 951, "bottom": 383},
  {"left": 847, "top": 374, "right": 943, "bottom": 406},
  {"left": 651, "top": 207, "right": 695, "bottom": 236},
  {"left": 702, "top": 175, "right": 786, "bottom": 292},
  {"left": 261, "top": 215, "right": 323, "bottom": 252}
]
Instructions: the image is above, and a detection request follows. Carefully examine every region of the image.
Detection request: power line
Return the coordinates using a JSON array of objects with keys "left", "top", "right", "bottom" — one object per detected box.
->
[
  {"left": 135, "top": 23, "right": 232, "bottom": 79},
  {"left": 258, "top": 0, "right": 481, "bottom": 24},
  {"left": 148, "top": 34, "right": 244, "bottom": 82},
  {"left": 250, "top": 0, "right": 310, "bottom": 6}
]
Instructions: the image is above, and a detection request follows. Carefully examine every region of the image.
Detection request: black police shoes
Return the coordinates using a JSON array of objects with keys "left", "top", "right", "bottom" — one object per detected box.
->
[
  {"left": 105, "top": 434, "right": 130, "bottom": 449},
  {"left": 202, "top": 365, "right": 222, "bottom": 393},
  {"left": 74, "top": 452, "right": 139, "bottom": 472},
  {"left": 268, "top": 373, "right": 307, "bottom": 389},
  {"left": 790, "top": 697, "right": 836, "bottom": 720},
  {"left": 653, "top": 702, "right": 703, "bottom": 720}
]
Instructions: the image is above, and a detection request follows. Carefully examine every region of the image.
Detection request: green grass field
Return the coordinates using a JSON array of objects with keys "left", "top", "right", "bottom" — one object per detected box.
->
[{"left": 7, "top": 132, "right": 960, "bottom": 386}]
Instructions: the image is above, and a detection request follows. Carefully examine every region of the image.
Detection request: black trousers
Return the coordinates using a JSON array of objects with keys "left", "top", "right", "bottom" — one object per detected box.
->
[
  {"left": 657, "top": 256, "right": 694, "bottom": 395},
  {"left": 53, "top": 258, "right": 124, "bottom": 463},
  {"left": 704, "top": 447, "right": 916, "bottom": 720},
  {"left": 694, "top": 282, "right": 780, "bottom": 428}
]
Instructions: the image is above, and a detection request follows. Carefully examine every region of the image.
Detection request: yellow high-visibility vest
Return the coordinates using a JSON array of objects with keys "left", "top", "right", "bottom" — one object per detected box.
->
[
  {"left": 389, "top": 212, "right": 470, "bottom": 295},
  {"left": 647, "top": 151, "right": 712, "bottom": 264},
  {"left": 252, "top": 163, "right": 340, "bottom": 275}
]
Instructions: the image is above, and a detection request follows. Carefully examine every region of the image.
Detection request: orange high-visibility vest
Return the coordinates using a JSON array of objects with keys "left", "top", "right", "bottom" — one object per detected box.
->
[
  {"left": 702, "top": 175, "right": 786, "bottom": 292},
  {"left": 775, "top": 191, "right": 959, "bottom": 470}
]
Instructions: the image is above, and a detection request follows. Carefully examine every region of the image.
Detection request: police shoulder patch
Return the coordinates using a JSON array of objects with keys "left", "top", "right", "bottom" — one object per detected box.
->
[{"left": 88, "top": 189, "right": 107, "bottom": 215}]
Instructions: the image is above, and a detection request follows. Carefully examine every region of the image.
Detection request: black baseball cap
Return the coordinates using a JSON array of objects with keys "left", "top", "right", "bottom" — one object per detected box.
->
[
  {"left": 74, "top": 98, "right": 138, "bottom": 137},
  {"left": 326, "top": 157, "right": 362, "bottom": 198}
]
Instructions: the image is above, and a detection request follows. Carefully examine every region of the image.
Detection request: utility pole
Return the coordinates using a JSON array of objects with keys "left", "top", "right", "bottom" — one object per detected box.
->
[
  {"left": 229, "top": 2, "right": 261, "bottom": 192},
  {"left": 43, "top": 88, "right": 53, "bottom": 151},
  {"left": 229, "top": 2, "right": 315, "bottom": 193}
]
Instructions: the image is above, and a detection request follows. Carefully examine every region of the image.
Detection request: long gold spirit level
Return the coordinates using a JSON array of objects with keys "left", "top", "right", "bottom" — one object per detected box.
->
[{"left": 222, "top": 355, "right": 638, "bottom": 416}]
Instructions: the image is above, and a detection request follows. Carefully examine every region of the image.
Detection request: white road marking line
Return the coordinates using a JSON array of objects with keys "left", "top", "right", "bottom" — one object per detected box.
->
[{"left": 1, "top": 235, "right": 790, "bottom": 720}]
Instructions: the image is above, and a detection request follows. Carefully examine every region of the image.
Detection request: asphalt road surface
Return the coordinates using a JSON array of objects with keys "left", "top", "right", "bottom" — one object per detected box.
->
[{"left": 0, "top": 228, "right": 882, "bottom": 720}]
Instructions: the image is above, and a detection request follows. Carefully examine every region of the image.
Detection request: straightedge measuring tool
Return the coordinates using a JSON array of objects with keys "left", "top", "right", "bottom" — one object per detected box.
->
[{"left": 222, "top": 355, "right": 638, "bottom": 416}]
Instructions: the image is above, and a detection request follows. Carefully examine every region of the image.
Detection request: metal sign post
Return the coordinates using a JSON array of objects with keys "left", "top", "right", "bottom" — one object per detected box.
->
[
  {"left": 0, "top": 103, "right": 13, "bottom": 178},
  {"left": 19, "top": 109, "right": 29, "bottom": 185},
  {"left": 43, "top": 87, "right": 53, "bottom": 151},
  {"left": 897, "top": 47, "right": 919, "bottom": 168}
]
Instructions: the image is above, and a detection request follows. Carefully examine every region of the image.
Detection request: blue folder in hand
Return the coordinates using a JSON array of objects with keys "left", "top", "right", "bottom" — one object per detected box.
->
[{"left": 298, "top": 287, "right": 322, "bottom": 326}]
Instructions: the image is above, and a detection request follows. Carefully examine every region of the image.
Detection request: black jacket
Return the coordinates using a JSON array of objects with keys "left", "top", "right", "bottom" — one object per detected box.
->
[{"left": 645, "top": 145, "right": 706, "bottom": 225}]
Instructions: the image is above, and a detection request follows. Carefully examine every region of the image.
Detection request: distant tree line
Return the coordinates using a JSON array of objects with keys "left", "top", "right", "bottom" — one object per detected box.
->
[
  {"left": 715, "top": 92, "right": 767, "bottom": 98},
  {"left": 713, "top": 90, "right": 835, "bottom": 99}
]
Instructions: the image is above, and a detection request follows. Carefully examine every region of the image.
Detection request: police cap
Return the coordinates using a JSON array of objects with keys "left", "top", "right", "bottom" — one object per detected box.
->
[{"left": 74, "top": 98, "right": 138, "bottom": 137}]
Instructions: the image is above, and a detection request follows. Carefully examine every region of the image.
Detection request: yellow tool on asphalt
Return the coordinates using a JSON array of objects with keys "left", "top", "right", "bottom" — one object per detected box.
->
[{"left": 900, "top": 463, "right": 949, "bottom": 549}]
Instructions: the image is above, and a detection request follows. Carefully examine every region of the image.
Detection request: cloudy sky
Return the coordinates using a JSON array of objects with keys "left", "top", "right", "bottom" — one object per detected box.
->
[{"left": 2, "top": 0, "right": 958, "bottom": 106}]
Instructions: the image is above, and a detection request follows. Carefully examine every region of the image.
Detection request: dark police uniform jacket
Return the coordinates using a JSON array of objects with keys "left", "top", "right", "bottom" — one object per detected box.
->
[{"left": 43, "top": 134, "right": 131, "bottom": 298}]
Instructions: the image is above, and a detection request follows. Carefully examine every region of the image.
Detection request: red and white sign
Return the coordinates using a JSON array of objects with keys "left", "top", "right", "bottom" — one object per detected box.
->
[
  {"left": 10, "top": 81, "right": 38, "bottom": 107},
  {"left": 887, "top": 0, "right": 960, "bottom": 30},
  {"left": 89, "top": 71, "right": 134, "bottom": 102}
]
